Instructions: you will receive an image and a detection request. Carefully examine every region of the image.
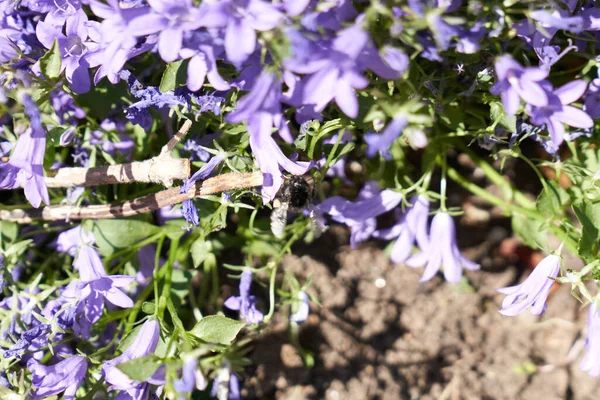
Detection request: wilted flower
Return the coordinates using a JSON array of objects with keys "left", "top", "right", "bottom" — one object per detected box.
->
[
  {"left": 490, "top": 55, "right": 549, "bottom": 116},
  {"left": 27, "top": 356, "right": 87, "bottom": 400},
  {"left": 407, "top": 213, "right": 479, "bottom": 283},
  {"left": 290, "top": 291, "right": 310, "bottom": 324},
  {"left": 580, "top": 303, "right": 600, "bottom": 377},
  {"left": 224, "top": 269, "right": 263, "bottom": 325},
  {"left": 4, "top": 324, "right": 51, "bottom": 359},
  {"left": 497, "top": 254, "right": 560, "bottom": 316},
  {"left": 373, "top": 195, "right": 430, "bottom": 264},
  {"left": 103, "top": 319, "right": 165, "bottom": 398}
]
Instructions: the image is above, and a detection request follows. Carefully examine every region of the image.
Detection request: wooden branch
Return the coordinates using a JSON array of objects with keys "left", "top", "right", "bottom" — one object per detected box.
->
[
  {"left": 44, "top": 155, "right": 190, "bottom": 188},
  {"left": 0, "top": 172, "right": 264, "bottom": 224}
]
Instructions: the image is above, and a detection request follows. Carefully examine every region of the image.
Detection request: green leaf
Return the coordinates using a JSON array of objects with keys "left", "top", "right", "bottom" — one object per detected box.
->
[
  {"left": 189, "top": 315, "right": 245, "bottom": 345},
  {"left": 536, "top": 181, "right": 568, "bottom": 217},
  {"left": 159, "top": 60, "right": 187, "bottom": 93},
  {"left": 39, "top": 39, "right": 62, "bottom": 79},
  {"left": 573, "top": 202, "right": 600, "bottom": 259},
  {"left": 190, "top": 238, "right": 209, "bottom": 268},
  {"left": 162, "top": 220, "right": 186, "bottom": 241},
  {"left": 116, "top": 355, "right": 162, "bottom": 382},
  {"left": 5, "top": 239, "right": 33, "bottom": 258},
  {"left": 92, "top": 220, "right": 159, "bottom": 256},
  {"left": 0, "top": 221, "right": 18, "bottom": 245},
  {"left": 511, "top": 214, "right": 547, "bottom": 249},
  {"left": 142, "top": 302, "right": 156, "bottom": 314},
  {"left": 490, "top": 101, "right": 516, "bottom": 132}
]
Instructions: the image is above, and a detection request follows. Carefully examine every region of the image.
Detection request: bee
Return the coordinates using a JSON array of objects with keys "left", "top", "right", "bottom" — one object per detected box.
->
[{"left": 270, "top": 175, "right": 326, "bottom": 239}]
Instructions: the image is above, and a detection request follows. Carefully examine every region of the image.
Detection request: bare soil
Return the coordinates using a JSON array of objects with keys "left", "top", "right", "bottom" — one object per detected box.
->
[{"left": 241, "top": 224, "right": 600, "bottom": 400}]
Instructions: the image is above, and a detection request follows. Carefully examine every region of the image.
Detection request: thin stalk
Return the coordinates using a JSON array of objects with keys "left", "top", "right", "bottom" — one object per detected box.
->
[{"left": 446, "top": 166, "right": 580, "bottom": 257}]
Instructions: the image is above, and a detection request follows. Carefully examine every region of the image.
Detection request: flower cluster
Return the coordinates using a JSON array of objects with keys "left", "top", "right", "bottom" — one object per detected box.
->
[{"left": 3, "top": 0, "right": 600, "bottom": 397}]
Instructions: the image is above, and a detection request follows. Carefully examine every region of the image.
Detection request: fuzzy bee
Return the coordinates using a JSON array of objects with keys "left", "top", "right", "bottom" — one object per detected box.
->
[{"left": 270, "top": 175, "right": 326, "bottom": 239}]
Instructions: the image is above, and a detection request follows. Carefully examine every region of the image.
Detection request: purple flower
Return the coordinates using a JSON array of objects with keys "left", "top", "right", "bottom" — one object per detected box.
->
[
  {"left": 318, "top": 182, "right": 403, "bottom": 248},
  {"left": 526, "top": 80, "right": 593, "bottom": 149},
  {"left": 584, "top": 75, "right": 600, "bottom": 119},
  {"left": 490, "top": 55, "right": 549, "bottom": 116},
  {"left": 65, "top": 245, "right": 134, "bottom": 338},
  {"left": 407, "top": 213, "right": 480, "bottom": 283},
  {"left": 174, "top": 357, "right": 207, "bottom": 397},
  {"left": 290, "top": 291, "right": 310, "bottom": 324},
  {"left": 456, "top": 22, "right": 486, "bottom": 54},
  {"left": 179, "top": 32, "right": 230, "bottom": 92},
  {"left": 530, "top": 10, "right": 583, "bottom": 33},
  {"left": 27, "top": 356, "right": 87, "bottom": 400},
  {"left": 364, "top": 115, "right": 409, "bottom": 159},
  {"left": 103, "top": 319, "right": 166, "bottom": 398},
  {"left": 55, "top": 225, "right": 94, "bottom": 256},
  {"left": 179, "top": 154, "right": 225, "bottom": 228},
  {"left": 181, "top": 199, "right": 200, "bottom": 228},
  {"left": 180, "top": 154, "right": 225, "bottom": 193},
  {"left": 247, "top": 113, "right": 311, "bottom": 201},
  {"left": 90, "top": 131, "right": 135, "bottom": 159},
  {"left": 372, "top": 195, "right": 430, "bottom": 264},
  {"left": 50, "top": 89, "right": 86, "bottom": 125},
  {"left": 25, "top": 0, "right": 82, "bottom": 24},
  {"left": 216, "top": 0, "right": 284, "bottom": 66},
  {"left": 0, "top": 36, "right": 18, "bottom": 63},
  {"left": 580, "top": 303, "right": 600, "bottom": 377},
  {"left": 127, "top": 0, "right": 223, "bottom": 63},
  {"left": 4, "top": 324, "right": 50, "bottom": 359},
  {"left": 0, "top": 95, "right": 49, "bottom": 208},
  {"left": 88, "top": 0, "right": 151, "bottom": 83},
  {"left": 496, "top": 254, "right": 560, "bottom": 316},
  {"left": 183, "top": 133, "right": 221, "bottom": 162},
  {"left": 224, "top": 269, "right": 264, "bottom": 325},
  {"left": 285, "top": 26, "right": 370, "bottom": 118},
  {"left": 35, "top": 10, "right": 98, "bottom": 93}
]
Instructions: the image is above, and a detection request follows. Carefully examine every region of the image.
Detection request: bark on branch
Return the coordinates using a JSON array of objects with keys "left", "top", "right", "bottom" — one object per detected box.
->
[{"left": 0, "top": 172, "right": 264, "bottom": 224}]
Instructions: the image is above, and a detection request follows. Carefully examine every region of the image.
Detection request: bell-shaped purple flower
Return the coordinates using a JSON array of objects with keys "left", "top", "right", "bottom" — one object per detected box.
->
[
  {"left": 246, "top": 112, "right": 311, "bottom": 201},
  {"left": 318, "top": 182, "right": 403, "bottom": 248},
  {"left": 103, "top": 319, "right": 165, "bottom": 398},
  {"left": 55, "top": 225, "right": 95, "bottom": 256},
  {"left": 0, "top": 95, "right": 49, "bottom": 208},
  {"left": 527, "top": 80, "right": 594, "bottom": 149},
  {"left": 372, "top": 195, "right": 430, "bottom": 264},
  {"left": 584, "top": 74, "right": 600, "bottom": 119},
  {"left": 490, "top": 55, "right": 549, "bottom": 116},
  {"left": 364, "top": 115, "right": 409, "bottom": 159},
  {"left": 27, "top": 356, "right": 87, "bottom": 400},
  {"left": 496, "top": 254, "right": 560, "bottom": 316},
  {"left": 407, "top": 213, "right": 479, "bottom": 283},
  {"left": 174, "top": 357, "right": 207, "bottom": 397},
  {"left": 580, "top": 303, "right": 600, "bottom": 377},
  {"left": 224, "top": 269, "right": 263, "bottom": 325},
  {"left": 64, "top": 245, "right": 134, "bottom": 338}
]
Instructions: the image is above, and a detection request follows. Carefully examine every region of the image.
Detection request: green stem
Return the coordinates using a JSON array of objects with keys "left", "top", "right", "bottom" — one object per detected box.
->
[
  {"left": 446, "top": 166, "right": 580, "bottom": 256},
  {"left": 263, "top": 264, "right": 278, "bottom": 323},
  {"left": 157, "top": 238, "right": 179, "bottom": 320},
  {"left": 456, "top": 143, "right": 535, "bottom": 209}
]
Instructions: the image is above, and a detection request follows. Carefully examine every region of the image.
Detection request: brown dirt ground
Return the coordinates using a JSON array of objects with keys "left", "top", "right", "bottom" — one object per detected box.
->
[{"left": 241, "top": 224, "right": 600, "bottom": 400}]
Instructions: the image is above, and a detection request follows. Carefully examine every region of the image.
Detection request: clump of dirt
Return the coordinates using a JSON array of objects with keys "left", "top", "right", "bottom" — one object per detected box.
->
[{"left": 242, "top": 227, "right": 600, "bottom": 400}]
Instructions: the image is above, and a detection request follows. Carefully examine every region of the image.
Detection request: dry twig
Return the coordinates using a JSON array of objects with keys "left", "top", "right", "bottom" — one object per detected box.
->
[{"left": 0, "top": 172, "right": 264, "bottom": 223}]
